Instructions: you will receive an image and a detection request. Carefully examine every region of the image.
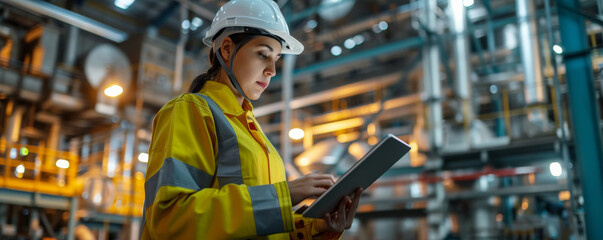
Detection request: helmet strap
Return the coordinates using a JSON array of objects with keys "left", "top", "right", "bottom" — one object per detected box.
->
[{"left": 214, "top": 36, "right": 255, "bottom": 102}]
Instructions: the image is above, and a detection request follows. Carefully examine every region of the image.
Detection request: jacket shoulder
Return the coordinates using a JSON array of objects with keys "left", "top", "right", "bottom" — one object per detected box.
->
[{"left": 158, "top": 93, "right": 212, "bottom": 114}]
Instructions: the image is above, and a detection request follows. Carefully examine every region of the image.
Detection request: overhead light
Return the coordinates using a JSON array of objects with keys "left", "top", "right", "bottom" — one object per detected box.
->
[
  {"left": 15, "top": 164, "right": 25, "bottom": 178},
  {"left": 305, "top": 20, "right": 318, "bottom": 32},
  {"left": 181, "top": 19, "right": 190, "bottom": 30},
  {"left": 93, "top": 194, "right": 102, "bottom": 204},
  {"left": 288, "top": 128, "right": 305, "bottom": 140},
  {"left": 313, "top": 118, "right": 364, "bottom": 135},
  {"left": 337, "top": 132, "right": 360, "bottom": 143},
  {"left": 367, "top": 123, "right": 376, "bottom": 136},
  {"left": 378, "top": 21, "right": 388, "bottom": 31},
  {"left": 553, "top": 45, "right": 563, "bottom": 54},
  {"left": 191, "top": 17, "right": 203, "bottom": 31},
  {"left": 489, "top": 85, "right": 498, "bottom": 94},
  {"left": 463, "top": 0, "right": 474, "bottom": 7},
  {"left": 104, "top": 84, "right": 123, "bottom": 97},
  {"left": 521, "top": 197, "right": 529, "bottom": 210},
  {"left": 297, "top": 157, "right": 311, "bottom": 167},
  {"left": 344, "top": 38, "right": 356, "bottom": 49},
  {"left": 319, "top": 0, "right": 356, "bottom": 21},
  {"left": 372, "top": 24, "right": 382, "bottom": 33},
  {"left": 549, "top": 161, "right": 563, "bottom": 177},
  {"left": 9, "top": 148, "right": 17, "bottom": 159},
  {"left": 368, "top": 136, "right": 378, "bottom": 145},
  {"left": 115, "top": 0, "right": 135, "bottom": 9},
  {"left": 20, "top": 147, "right": 29, "bottom": 156},
  {"left": 331, "top": 46, "right": 342, "bottom": 56},
  {"left": 353, "top": 35, "right": 364, "bottom": 44},
  {"left": 138, "top": 153, "right": 149, "bottom": 163},
  {"left": 56, "top": 159, "right": 70, "bottom": 169}
]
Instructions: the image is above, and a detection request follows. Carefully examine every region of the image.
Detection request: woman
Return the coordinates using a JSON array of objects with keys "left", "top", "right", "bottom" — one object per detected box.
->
[{"left": 141, "top": 0, "right": 362, "bottom": 239}]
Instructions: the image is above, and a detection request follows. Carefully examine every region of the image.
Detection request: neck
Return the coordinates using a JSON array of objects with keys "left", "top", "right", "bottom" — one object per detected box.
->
[{"left": 216, "top": 70, "right": 244, "bottom": 106}]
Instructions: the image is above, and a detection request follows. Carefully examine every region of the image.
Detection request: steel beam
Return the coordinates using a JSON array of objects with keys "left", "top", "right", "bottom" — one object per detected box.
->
[
  {"left": 558, "top": 0, "right": 603, "bottom": 239},
  {"left": 0, "top": 188, "right": 70, "bottom": 210},
  {"left": 255, "top": 72, "right": 404, "bottom": 117},
  {"left": 1, "top": 0, "right": 128, "bottom": 42},
  {"left": 446, "top": 184, "right": 568, "bottom": 200},
  {"left": 179, "top": 0, "right": 215, "bottom": 21},
  {"left": 271, "top": 37, "right": 423, "bottom": 84}
]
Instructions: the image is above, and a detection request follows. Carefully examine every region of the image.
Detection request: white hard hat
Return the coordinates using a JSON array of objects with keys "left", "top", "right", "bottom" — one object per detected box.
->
[{"left": 203, "top": 0, "right": 304, "bottom": 55}]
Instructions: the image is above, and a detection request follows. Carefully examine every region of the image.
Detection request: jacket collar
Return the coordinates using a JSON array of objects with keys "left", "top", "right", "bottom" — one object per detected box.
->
[{"left": 198, "top": 81, "right": 254, "bottom": 116}]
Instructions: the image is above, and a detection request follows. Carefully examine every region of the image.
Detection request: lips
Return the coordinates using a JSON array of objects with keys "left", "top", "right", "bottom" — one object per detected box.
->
[{"left": 257, "top": 81, "right": 268, "bottom": 88}]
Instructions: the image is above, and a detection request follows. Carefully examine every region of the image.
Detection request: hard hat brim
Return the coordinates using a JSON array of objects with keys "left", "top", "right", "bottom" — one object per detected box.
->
[{"left": 203, "top": 27, "right": 304, "bottom": 55}]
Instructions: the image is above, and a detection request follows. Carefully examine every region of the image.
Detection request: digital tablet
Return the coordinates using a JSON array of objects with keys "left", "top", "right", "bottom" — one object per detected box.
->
[{"left": 301, "top": 134, "right": 411, "bottom": 218}]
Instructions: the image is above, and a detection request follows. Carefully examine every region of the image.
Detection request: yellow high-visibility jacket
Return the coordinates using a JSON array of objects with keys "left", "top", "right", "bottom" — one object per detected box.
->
[{"left": 141, "top": 81, "right": 339, "bottom": 240}]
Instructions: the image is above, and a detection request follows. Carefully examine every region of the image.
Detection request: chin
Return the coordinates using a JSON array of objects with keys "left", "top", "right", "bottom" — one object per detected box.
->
[{"left": 248, "top": 93, "right": 262, "bottom": 101}]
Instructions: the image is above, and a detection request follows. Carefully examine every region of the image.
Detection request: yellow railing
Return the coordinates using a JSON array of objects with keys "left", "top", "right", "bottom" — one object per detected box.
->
[
  {"left": 0, "top": 139, "right": 79, "bottom": 196},
  {"left": 79, "top": 152, "right": 145, "bottom": 217},
  {"left": 105, "top": 174, "right": 145, "bottom": 217},
  {"left": 476, "top": 86, "right": 562, "bottom": 136}
]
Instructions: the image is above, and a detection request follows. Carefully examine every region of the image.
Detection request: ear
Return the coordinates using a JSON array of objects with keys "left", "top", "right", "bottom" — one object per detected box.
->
[{"left": 219, "top": 37, "right": 235, "bottom": 65}]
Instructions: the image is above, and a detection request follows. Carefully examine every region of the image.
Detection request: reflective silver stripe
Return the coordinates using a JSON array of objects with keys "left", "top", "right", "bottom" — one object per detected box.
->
[
  {"left": 141, "top": 157, "right": 214, "bottom": 235},
  {"left": 248, "top": 185, "right": 285, "bottom": 235},
  {"left": 195, "top": 93, "right": 243, "bottom": 187}
]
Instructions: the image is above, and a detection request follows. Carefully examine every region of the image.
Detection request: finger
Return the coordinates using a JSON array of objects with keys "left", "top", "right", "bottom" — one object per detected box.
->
[
  {"left": 350, "top": 188, "right": 362, "bottom": 209},
  {"left": 304, "top": 187, "right": 328, "bottom": 197},
  {"left": 308, "top": 174, "right": 336, "bottom": 182},
  {"left": 324, "top": 213, "right": 336, "bottom": 231},
  {"left": 345, "top": 189, "right": 362, "bottom": 228},
  {"left": 313, "top": 179, "right": 335, "bottom": 188},
  {"left": 337, "top": 196, "right": 348, "bottom": 231}
]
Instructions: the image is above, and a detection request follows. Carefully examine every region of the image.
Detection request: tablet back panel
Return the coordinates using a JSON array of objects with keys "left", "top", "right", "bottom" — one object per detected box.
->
[{"left": 302, "top": 135, "right": 411, "bottom": 218}]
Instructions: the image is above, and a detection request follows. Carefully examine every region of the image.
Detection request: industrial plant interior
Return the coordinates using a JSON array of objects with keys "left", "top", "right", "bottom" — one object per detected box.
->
[{"left": 0, "top": 0, "right": 602, "bottom": 239}]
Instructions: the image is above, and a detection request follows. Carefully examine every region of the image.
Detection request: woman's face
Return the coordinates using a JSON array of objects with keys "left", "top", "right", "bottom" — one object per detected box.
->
[{"left": 219, "top": 36, "right": 282, "bottom": 101}]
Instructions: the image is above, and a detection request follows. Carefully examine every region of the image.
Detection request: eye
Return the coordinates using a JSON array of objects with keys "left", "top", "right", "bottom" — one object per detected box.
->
[{"left": 258, "top": 52, "right": 268, "bottom": 59}]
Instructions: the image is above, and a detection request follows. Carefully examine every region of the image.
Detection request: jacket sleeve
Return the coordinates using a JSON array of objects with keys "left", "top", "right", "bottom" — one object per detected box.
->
[
  {"left": 141, "top": 97, "right": 294, "bottom": 239},
  {"left": 289, "top": 214, "right": 343, "bottom": 240}
]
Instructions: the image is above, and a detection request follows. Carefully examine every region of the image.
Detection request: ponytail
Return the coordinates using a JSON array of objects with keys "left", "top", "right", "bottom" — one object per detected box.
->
[{"left": 188, "top": 50, "right": 221, "bottom": 93}]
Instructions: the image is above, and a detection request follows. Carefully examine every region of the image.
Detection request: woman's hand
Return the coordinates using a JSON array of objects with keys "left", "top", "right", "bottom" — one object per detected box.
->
[
  {"left": 288, "top": 174, "right": 336, "bottom": 206},
  {"left": 316, "top": 188, "right": 363, "bottom": 233}
]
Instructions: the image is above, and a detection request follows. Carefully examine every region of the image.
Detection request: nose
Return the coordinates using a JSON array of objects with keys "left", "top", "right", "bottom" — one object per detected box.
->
[{"left": 264, "top": 62, "right": 276, "bottom": 77}]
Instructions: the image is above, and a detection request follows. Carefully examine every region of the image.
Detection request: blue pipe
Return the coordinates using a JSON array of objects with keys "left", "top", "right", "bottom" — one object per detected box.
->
[{"left": 558, "top": 0, "right": 603, "bottom": 239}]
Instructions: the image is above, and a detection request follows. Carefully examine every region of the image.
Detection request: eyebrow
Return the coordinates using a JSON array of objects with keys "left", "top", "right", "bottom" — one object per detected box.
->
[{"left": 258, "top": 44, "right": 282, "bottom": 57}]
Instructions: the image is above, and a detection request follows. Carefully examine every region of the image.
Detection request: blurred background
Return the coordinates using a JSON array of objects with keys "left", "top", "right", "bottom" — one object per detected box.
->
[{"left": 0, "top": 0, "right": 601, "bottom": 239}]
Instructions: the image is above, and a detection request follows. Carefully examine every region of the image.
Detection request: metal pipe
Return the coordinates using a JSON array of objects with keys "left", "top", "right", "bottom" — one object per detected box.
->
[
  {"left": 1, "top": 0, "right": 128, "bottom": 42},
  {"left": 422, "top": 0, "right": 443, "bottom": 150},
  {"left": 280, "top": 55, "right": 295, "bottom": 166},
  {"left": 449, "top": 0, "right": 474, "bottom": 144},
  {"left": 517, "top": 0, "right": 547, "bottom": 121},
  {"left": 65, "top": 26, "right": 78, "bottom": 67},
  {"left": 558, "top": 0, "right": 603, "bottom": 238}
]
